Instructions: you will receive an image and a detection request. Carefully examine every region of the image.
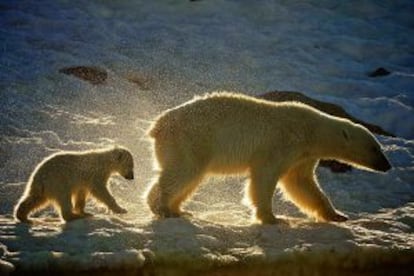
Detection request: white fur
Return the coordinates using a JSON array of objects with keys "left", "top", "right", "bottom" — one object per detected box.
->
[
  {"left": 14, "top": 147, "right": 134, "bottom": 223},
  {"left": 146, "top": 92, "right": 389, "bottom": 224}
]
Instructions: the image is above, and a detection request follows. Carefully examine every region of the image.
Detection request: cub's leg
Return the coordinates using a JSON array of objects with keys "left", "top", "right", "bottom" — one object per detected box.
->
[
  {"left": 280, "top": 159, "right": 348, "bottom": 222},
  {"left": 248, "top": 164, "right": 281, "bottom": 224},
  {"left": 57, "top": 195, "right": 84, "bottom": 222},
  {"left": 90, "top": 186, "right": 127, "bottom": 214},
  {"left": 14, "top": 194, "right": 47, "bottom": 223},
  {"left": 73, "top": 190, "right": 92, "bottom": 217}
]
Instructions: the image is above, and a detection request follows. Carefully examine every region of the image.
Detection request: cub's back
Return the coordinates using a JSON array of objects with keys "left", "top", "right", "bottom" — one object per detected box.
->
[{"left": 30, "top": 151, "right": 106, "bottom": 183}]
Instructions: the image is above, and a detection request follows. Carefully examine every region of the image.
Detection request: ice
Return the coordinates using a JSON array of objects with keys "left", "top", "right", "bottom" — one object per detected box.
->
[{"left": 1, "top": 0, "right": 413, "bottom": 274}]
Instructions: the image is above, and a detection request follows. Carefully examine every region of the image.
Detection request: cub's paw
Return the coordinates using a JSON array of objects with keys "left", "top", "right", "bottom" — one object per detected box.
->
[
  {"left": 263, "top": 217, "right": 289, "bottom": 225},
  {"left": 16, "top": 218, "right": 33, "bottom": 224},
  {"left": 331, "top": 212, "right": 348, "bottom": 222},
  {"left": 179, "top": 210, "right": 193, "bottom": 218},
  {"left": 62, "top": 213, "right": 85, "bottom": 222},
  {"left": 319, "top": 210, "right": 348, "bottom": 222},
  {"left": 157, "top": 207, "right": 186, "bottom": 219},
  {"left": 113, "top": 207, "right": 128, "bottom": 214},
  {"left": 80, "top": 212, "right": 94, "bottom": 218}
]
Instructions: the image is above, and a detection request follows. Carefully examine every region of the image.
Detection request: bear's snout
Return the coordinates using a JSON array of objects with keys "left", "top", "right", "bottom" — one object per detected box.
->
[
  {"left": 374, "top": 153, "right": 391, "bottom": 172},
  {"left": 125, "top": 171, "right": 134, "bottom": 180}
]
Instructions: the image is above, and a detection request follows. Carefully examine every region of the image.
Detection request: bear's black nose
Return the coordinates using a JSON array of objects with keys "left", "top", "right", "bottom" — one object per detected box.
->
[
  {"left": 376, "top": 154, "right": 391, "bottom": 172},
  {"left": 125, "top": 172, "right": 134, "bottom": 180},
  {"left": 381, "top": 159, "right": 391, "bottom": 172}
]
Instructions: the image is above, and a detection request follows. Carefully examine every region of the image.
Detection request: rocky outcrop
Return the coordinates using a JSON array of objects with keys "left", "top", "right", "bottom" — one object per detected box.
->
[
  {"left": 59, "top": 66, "right": 107, "bottom": 85},
  {"left": 368, "top": 67, "right": 391, "bottom": 77}
]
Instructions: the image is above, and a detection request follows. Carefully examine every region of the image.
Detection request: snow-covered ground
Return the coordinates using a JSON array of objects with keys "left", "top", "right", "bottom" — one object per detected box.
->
[{"left": 1, "top": 0, "right": 413, "bottom": 274}]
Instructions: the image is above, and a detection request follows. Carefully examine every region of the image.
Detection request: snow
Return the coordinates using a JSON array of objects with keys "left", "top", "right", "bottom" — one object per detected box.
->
[{"left": 1, "top": 0, "right": 413, "bottom": 274}]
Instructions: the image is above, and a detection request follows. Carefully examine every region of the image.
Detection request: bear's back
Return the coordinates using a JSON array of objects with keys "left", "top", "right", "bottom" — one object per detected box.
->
[
  {"left": 150, "top": 92, "right": 326, "bottom": 139},
  {"left": 31, "top": 150, "right": 109, "bottom": 183}
]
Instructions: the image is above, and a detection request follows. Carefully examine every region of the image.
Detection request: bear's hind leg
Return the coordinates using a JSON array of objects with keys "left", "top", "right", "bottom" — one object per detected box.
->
[
  {"left": 168, "top": 171, "right": 204, "bottom": 217},
  {"left": 148, "top": 166, "right": 204, "bottom": 218},
  {"left": 14, "top": 194, "right": 47, "bottom": 223},
  {"left": 280, "top": 160, "right": 348, "bottom": 222},
  {"left": 150, "top": 132, "right": 207, "bottom": 218},
  {"left": 248, "top": 165, "right": 281, "bottom": 224}
]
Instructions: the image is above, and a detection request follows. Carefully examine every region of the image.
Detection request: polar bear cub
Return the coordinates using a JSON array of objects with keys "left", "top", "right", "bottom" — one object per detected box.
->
[
  {"left": 146, "top": 92, "right": 391, "bottom": 224},
  {"left": 14, "top": 146, "right": 134, "bottom": 223}
]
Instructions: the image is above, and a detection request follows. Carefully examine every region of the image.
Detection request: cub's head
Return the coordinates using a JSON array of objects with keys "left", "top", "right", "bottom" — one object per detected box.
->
[
  {"left": 337, "top": 123, "right": 391, "bottom": 172},
  {"left": 112, "top": 147, "right": 134, "bottom": 180}
]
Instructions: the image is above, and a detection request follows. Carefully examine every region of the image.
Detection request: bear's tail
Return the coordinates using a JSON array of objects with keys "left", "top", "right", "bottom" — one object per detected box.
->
[
  {"left": 148, "top": 117, "right": 169, "bottom": 139},
  {"left": 148, "top": 111, "right": 179, "bottom": 140},
  {"left": 148, "top": 123, "right": 160, "bottom": 138}
]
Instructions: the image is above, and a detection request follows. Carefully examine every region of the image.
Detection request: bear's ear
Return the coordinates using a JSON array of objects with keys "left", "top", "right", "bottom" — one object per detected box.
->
[{"left": 342, "top": 129, "right": 350, "bottom": 141}]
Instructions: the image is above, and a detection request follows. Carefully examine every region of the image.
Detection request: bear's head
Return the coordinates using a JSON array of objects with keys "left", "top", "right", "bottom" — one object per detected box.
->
[
  {"left": 112, "top": 147, "right": 134, "bottom": 180},
  {"left": 337, "top": 123, "right": 391, "bottom": 172}
]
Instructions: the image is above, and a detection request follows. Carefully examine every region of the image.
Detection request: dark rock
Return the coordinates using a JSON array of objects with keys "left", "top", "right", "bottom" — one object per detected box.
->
[
  {"left": 259, "top": 91, "right": 395, "bottom": 173},
  {"left": 125, "top": 72, "right": 153, "bottom": 90},
  {"left": 59, "top": 66, "right": 107, "bottom": 85},
  {"left": 368, "top": 67, "right": 391, "bottom": 77},
  {"left": 259, "top": 91, "right": 395, "bottom": 137}
]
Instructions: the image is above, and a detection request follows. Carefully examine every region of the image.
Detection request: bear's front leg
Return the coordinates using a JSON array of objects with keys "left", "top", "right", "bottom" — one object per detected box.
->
[
  {"left": 73, "top": 190, "right": 94, "bottom": 217},
  {"left": 280, "top": 159, "right": 348, "bottom": 223},
  {"left": 58, "top": 195, "right": 85, "bottom": 222},
  {"left": 91, "top": 187, "right": 127, "bottom": 214},
  {"left": 248, "top": 165, "right": 282, "bottom": 224}
]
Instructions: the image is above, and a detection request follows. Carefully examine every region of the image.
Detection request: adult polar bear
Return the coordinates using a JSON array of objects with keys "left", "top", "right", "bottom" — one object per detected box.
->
[{"left": 147, "top": 92, "right": 391, "bottom": 224}]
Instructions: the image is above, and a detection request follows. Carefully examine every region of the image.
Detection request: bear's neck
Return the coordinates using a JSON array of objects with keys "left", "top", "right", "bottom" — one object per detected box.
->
[
  {"left": 309, "top": 118, "right": 348, "bottom": 162},
  {"left": 93, "top": 152, "right": 118, "bottom": 179}
]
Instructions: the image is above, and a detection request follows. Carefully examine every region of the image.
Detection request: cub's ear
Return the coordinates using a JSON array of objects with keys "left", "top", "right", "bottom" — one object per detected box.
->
[
  {"left": 342, "top": 129, "right": 350, "bottom": 141},
  {"left": 113, "top": 149, "right": 124, "bottom": 162}
]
